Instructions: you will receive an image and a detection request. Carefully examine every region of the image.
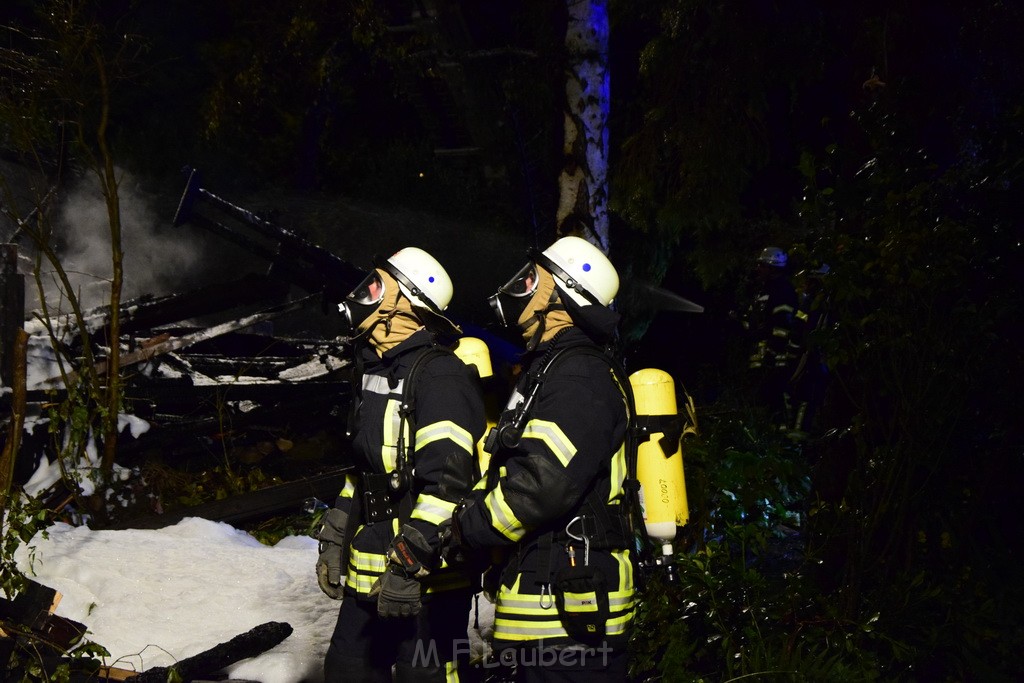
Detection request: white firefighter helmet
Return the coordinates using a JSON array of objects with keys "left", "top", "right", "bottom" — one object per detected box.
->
[
  {"left": 757, "top": 246, "right": 788, "bottom": 268},
  {"left": 536, "top": 235, "right": 619, "bottom": 307},
  {"left": 382, "top": 247, "right": 454, "bottom": 315}
]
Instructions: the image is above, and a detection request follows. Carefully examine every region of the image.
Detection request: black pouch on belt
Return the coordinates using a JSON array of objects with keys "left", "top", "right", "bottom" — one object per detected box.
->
[{"left": 553, "top": 565, "right": 609, "bottom": 645}]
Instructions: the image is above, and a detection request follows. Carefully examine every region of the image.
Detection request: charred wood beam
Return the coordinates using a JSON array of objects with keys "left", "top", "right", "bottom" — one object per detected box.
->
[
  {"left": 0, "top": 579, "right": 88, "bottom": 657},
  {"left": 174, "top": 167, "right": 365, "bottom": 303},
  {"left": 24, "top": 272, "right": 290, "bottom": 343},
  {"left": 117, "top": 273, "right": 292, "bottom": 336},
  {"left": 125, "top": 621, "right": 293, "bottom": 683},
  {"left": 125, "top": 379, "right": 349, "bottom": 408},
  {"left": 34, "top": 295, "right": 320, "bottom": 390},
  {"left": 121, "top": 381, "right": 350, "bottom": 439},
  {"left": 105, "top": 467, "right": 352, "bottom": 530}
]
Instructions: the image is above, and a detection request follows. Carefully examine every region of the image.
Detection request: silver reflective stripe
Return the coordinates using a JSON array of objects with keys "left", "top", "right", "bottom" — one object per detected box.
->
[
  {"left": 498, "top": 594, "right": 545, "bottom": 609},
  {"left": 416, "top": 421, "right": 475, "bottom": 454},
  {"left": 609, "top": 594, "right": 634, "bottom": 609},
  {"left": 363, "top": 374, "right": 403, "bottom": 395},
  {"left": 521, "top": 419, "right": 576, "bottom": 466},
  {"left": 412, "top": 495, "right": 457, "bottom": 525}
]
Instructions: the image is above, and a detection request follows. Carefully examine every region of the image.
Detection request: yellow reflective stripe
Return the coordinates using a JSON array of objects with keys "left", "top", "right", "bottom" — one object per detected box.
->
[
  {"left": 494, "top": 618, "right": 569, "bottom": 640},
  {"left": 772, "top": 327, "right": 791, "bottom": 339},
  {"left": 607, "top": 611, "right": 634, "bottom": 635},
  {"left": 347, "top": 574, "right": 379, "bottom": 595},
  {"left": 796, "top": 310, "right": 809, "bottom": 322},
  {"left": 445, "top": 660, "right": 459, "bottom": 683},
  {"left": 495, "top": 595, "right": 552, "bottom": 616},
  {"left": 381, "top": 398, "right": 402, "bottom": 471},
  {"left": 472, "top": 476, "right": 488, "bottom": 491},
  {"left": 339, "top": 473, "right": 357, "bottom": 499},
  {"left": 773, "top": 304, "right": 795, "bottom": 315},
  {"left": 608, "top": 591, "right": 635, "bottom": 611},
  {"left": 521, "top": 419, "right": 576, "bottom": 466},
  {"left": 485, "top": 483, "right": 526, "bottom": 542},
  {"left": 411, "top": 494, "right": 457, "bottom": 525},
  {"left": 608, "top": 442, "right": 626, "bottom": 502},
  {"left": 614, "top": 549, "right": 634, "bottom": 592},
  {"left": 416, "top": 420, "right": 475, "bottom": 454},
  {"left": 348, "top": 547, "right": 388, "bottom": 574},
  {"left": 562, "top": 591, "right": 599, "bottom": 611}
]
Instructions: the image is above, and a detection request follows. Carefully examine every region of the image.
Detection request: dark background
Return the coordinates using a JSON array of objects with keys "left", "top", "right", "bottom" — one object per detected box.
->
[{"left": 2, "top": 2, "right": 1023, "bottom": 678}]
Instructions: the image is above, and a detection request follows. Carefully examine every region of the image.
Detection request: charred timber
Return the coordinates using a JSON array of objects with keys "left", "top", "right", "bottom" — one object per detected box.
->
[{"left": 174, "top": 167, "right": 364, "bottom": 304}]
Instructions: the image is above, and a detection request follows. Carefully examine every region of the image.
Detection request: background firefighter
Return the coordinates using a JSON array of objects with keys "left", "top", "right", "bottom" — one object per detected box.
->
[
  {"left": 444, "top": 236, "right": 635, "bottom": 682},
  {"left": 740, "top": 246, "right": 801, "bottom": 430},
  {"left": 317, "top": 247, "right": 486, "bottom": 682}
]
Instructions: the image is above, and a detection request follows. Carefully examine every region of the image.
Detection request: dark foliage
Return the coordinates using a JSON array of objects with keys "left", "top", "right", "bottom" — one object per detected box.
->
[{"left": 4, "top": 0, "right": 1024, "bottom": 680}]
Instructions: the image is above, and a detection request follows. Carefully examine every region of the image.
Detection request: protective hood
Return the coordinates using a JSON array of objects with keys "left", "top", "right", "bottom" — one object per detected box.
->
[
  {"left": 557, "top": 284, "right": 620, "bottom": 343},
  {"left": 339, "top": 269, "right": 425, "bottom": 351}
]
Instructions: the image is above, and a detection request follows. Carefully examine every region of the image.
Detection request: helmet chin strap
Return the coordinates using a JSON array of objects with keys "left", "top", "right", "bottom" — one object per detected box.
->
[
  {"left": 357, "top": 292, "right": 423, "bottom": 354},
  {"left": 524, "top": 312, "right": 547, "bottom": 352}
]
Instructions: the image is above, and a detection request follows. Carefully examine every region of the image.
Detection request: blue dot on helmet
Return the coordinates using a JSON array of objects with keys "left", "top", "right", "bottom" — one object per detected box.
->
[
  {"left": 429, "top": 276, "right": 435, "bottom": 283},
  {"left": 582, "top": 263, "right": 591, "bottom": 272}
]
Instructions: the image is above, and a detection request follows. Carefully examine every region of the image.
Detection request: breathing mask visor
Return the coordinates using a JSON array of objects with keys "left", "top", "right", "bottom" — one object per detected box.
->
[
  {"left": 338, "top": 269, "right": 386, "bottom": 335},
  {"left": 488, "top": 262, "right": 539, "bottom": 327}
]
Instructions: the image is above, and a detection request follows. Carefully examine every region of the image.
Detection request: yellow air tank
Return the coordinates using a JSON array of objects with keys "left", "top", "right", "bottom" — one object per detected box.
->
[
  {"left": 453, "top": 336, "right": 493, "bottom": 380},
  {"left": 630, "top": 368, "right": 689, "bottom": 558},
  {"left": 453, "top": 336, "right": 497, "bottom": 476}
]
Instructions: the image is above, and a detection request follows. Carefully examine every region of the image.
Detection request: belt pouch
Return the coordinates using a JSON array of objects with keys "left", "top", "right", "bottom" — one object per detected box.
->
[{"left": 553, "top": 565, "right": 609, "bottom": 645}]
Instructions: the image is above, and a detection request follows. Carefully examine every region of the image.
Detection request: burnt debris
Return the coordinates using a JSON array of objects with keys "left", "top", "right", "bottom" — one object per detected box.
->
[{"left": 2, "top": 169, "right": 368, "bottom": 528}]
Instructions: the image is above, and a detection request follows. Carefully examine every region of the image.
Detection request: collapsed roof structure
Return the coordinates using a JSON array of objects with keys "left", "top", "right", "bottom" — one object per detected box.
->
[{"left": 2, "top": 168, "right": 370, "bottom": 528}]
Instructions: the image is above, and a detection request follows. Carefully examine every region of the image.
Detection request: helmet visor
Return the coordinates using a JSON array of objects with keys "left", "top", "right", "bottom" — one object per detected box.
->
[
  {"left": 346, "top": 270, "right": 386, "bottom": 306},
  {"left": 498, "top": 262, "right": 539, "bottom": 298}
]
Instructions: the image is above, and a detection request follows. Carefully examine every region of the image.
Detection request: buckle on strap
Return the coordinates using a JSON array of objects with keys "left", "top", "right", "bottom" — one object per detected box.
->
[{"left": 553, "top": 512, "right": 630, "bottom": 550}]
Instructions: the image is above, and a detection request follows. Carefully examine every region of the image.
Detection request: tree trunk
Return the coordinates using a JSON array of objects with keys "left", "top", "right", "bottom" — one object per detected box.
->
[
  {"left": 0, "top": 328, "right": 28, "bottom": 517},
  {"left": 558, "top": 0, "right": 611, "bottom": 253},
  {"left": 93, "top": 49, "right": 123, "bottom": 478}
]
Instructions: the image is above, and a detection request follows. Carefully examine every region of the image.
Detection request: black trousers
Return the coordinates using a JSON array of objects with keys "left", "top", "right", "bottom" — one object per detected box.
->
[{"left": 324, "top": 590, "right": 474, "bottom": 683}]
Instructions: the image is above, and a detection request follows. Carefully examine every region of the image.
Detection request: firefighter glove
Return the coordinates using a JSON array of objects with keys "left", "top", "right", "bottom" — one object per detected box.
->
[
  {"left": 369, "top": 525, "right": 434, "bottom": 618},
  {"left": 369, "top": 564, "right": 423, "bottom": 618},
  {"left": 315, "top": 507, "right": 348, "bottom": 600}
]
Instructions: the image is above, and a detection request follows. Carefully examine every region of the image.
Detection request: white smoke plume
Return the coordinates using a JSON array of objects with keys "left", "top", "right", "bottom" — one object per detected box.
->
[{"left": 31, "top": 169, "right": 204, "bottom": 314}]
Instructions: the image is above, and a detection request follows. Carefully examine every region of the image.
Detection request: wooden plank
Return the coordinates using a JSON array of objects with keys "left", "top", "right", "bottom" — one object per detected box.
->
[
  {"left": 0, "top": 579, "right": 87, "bottom": 650},
  {"left": 96, "top": 666, "right": 141, "bottom": 680}
]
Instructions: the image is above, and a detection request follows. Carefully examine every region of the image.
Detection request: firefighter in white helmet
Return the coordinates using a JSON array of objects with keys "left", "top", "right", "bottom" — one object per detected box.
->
[
  {"left": 445, "top": 235, "right": 635, "bottom": 681},
  {"left": 320, "top": 247, "right": 485, "bottom": 682}
]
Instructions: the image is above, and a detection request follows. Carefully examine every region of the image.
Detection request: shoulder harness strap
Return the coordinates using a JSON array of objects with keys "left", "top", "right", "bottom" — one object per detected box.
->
[{"left": 392, "top": 344, "right": 459, "bottom": 524}]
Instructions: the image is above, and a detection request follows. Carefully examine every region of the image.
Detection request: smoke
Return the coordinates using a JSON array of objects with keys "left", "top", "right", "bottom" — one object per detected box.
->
[{"left": 31, "top": 170, "right": 205, "bottom": 313}]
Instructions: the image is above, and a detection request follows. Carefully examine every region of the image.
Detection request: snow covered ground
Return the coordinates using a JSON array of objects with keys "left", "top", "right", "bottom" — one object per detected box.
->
[{"left": 13, "top": 518, "right": 494, "bottom": 682}]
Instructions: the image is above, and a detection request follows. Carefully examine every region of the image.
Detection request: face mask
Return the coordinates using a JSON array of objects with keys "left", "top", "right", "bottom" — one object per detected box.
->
[
  {"left": 488, "top": 261, "right": 539, "bottom": 328},
  {"left": 338, "top": 269, "right": 388, "bottom": 336}
]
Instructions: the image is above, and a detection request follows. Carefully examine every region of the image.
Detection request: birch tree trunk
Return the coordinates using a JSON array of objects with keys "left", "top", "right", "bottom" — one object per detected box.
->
[{"left": 558, "top": 0, "right": 611, "bottom": 253}]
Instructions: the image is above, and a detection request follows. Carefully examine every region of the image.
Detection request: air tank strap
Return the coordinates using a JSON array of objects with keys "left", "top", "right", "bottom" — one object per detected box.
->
[{"left": 633, "top": 414, "right": 685, "bottom": 453}]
